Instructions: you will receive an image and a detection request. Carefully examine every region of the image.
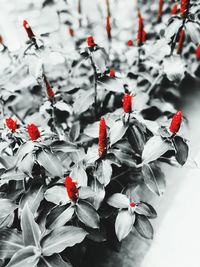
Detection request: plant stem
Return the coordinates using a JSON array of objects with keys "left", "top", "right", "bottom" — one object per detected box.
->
[{"left": 89, "top": 56, "right": 98, "bottom": 115}]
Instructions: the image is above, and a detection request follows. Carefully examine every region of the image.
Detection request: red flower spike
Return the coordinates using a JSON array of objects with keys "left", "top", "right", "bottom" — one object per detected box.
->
[
  {"left": 23, "top": 20, "right": 35, "bottom": 39},
  {"left": 172, "top": 3, "right": 178, "bottom": 14},
  {"left": 177, "top": 28, "right": 185, "bottom": 54},
  {"left": 157, "top": 0, "right": 163, "bottom": 22},
  {"left": 98, "top": 117, "right": 107, "bottom": 157},
  {"left": 123, "top": 93, "right": 133, "bottom": 113},
  {"left": 196, "top": 45, "right": 200, "bottom": 60},
  {"left": 6, "top": 118, "right": 17, "bottom": 132},
  {"left": 127, "top": 39, "right": 133, "bottom": 46},
  {"left": 130, "top": 202, "right": 136, "bottom": 208},
  {"left": 44, "top": 75, "right": 55, "bottom": 98},
  {"left": 87, "top": 36, "right": 95, "bottom": 47},
  {"left": 109, "top": 68, "right": 115, "bottom": 77},
  {"left": 106, "top": 16, "right": 111, "bottom": 40},
  {"left": 137, "top": 15, "right": 146, "bottom": 46},
  {"left": 27, "top": 124, "right": 40, "bottom": 141},
  {"left": 180, "top": 0, "right": 190, "bottom": 18},
  {"left": 169, "top": 111, "right": 183, "bottom": 134},
  {"left": 69, "top": 27, "right": 74, "bottom": 37},
  {"left": 65, "top": 176, "right": 79, "bottom": 201}
]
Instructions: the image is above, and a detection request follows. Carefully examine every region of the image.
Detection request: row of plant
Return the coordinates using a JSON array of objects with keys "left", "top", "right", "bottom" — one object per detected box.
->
[{"left": 0, "top": 0, "right": 199, "bottom": 266}]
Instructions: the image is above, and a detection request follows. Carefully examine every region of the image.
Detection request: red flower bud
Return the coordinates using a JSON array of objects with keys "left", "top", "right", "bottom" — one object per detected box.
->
[
  {"left": 130, "top": 202, "right": 136, "bottom": 207},
  {"left": 6, "top": 118, "right": 17, "bottom": 132},
  {"left": 98, "top": 117, "right": 107, "bottom": 157},
  {"left": 23, "top": 20, "right": 35, "bottom": 39},
  {"left": 127, "top": 39, "right": 133, "bottom": 46},
  {"left": 180, "top": 0, "right": 190, "bottom": 17},
  {"left": 177, "top": 28, "right": 185, "bottom": 55},
  {"left": 123, "top": 93, "right": 132, "bottom": 113},
  {"left": 69, "top": 27, "right": 74, "bottom": 37},
  {"left": 65, "top": 176, "right": 79, "bottom": 201},
  {"left": 157, "top": 0, "right": 163, "bottom": 22},
  {"left": 172, "top": 3, "right": 178, "bottom": 14},
  {"left": 106, "top": 16, "right": 111, "bottom": 40},
  {"left": 169, "top": 111, "right": 183, "bottom": 134},
  {"left": 87, "top": 36, "right": 95, "bottom": 47},
  {"left": 137, "top": 14, "right": 146, "bottom": 46},
  {"left": 196, "top": 45, "right": 200, "bottom": 60},
  {"left": 44, "top": 75, "right": 55, "bottom": 98},
  {"left": 27, "top": 124, "right": 40, "bottom": 141},
  {"left": 109, "top": 68, "right": 115, "bottom": 77}
]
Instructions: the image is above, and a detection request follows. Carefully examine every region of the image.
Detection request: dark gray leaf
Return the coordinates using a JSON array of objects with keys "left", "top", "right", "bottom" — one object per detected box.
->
[
  {"left": 134, "top": 214, "right": 153, "bottom": 239},
  {"left": 173, "top": 136, "right": 188, "bottom": 166},
  {"left": 38, "top": 254, "right": 72, "bottom": 267},
  {"left": 135, "top": 202, "right": 157, "bottom": 219}
]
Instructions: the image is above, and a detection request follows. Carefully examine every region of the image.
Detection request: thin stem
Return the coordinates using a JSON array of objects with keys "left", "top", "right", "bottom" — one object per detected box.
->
[
  {"left": 89, "top": 56, "right": 98, "bottom": 115},
  {"left": 146, "top": 72, "right": 163, "bottom": 95}
]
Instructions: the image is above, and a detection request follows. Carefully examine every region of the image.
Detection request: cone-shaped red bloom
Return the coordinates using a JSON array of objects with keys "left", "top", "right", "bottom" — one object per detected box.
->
[
  {"left": 196, "top": 45, "right": 200, "bottom": 60},
  {"left": 127, "top": 39, "right": 133, "bottom": 46},
  {"left": 109, "top": 68, "right": 115, "bottom": 77},
  {"left": 98, "top": 117, "right": 107, "bottom": 157},
  {"left": 137, "top": 14, "right": 146, "bottom": 46},
  {"left": 27, "top": 124, "right": 40, "bottom": 141},
  {"left": 180, "top": 0, "right": 190, "bottom": 17},
  {"left": 106, "top": 16, "right": 111, "bottom": 40},
  {"left": 44, "top": 75, "right": 55, "bottom": 98},
  {"left": 23, "top": 20, "right": 35, "bottom": 39},
  {"left": 65, "top": 176, "right": 78, "bottom": 201},
  {"left": 157, "top": 0, "right": 163, "bottom": 22},
  {"left": 6, "top": 118, "right": 17, "bottom": 132},
  {"left": 87, "top": 36, "right": 95, "bottom": 47},
  {"left": 172, "top": 3, "right": 178, "bottom": 14},
  {"left": 69, "top": 27, "right": 74, "bottom": 37},
  {"left": 169, "top": 111, "right": 183, "bottom": 134},
  {"left": 123, "top": 93, "right": 132, "bottom": 113},
  {"left": 130, "top": 202, "right": 136, "bottom": 207},
  {"left": 177, "top": 28, "right": 185, "bottom": 54}
]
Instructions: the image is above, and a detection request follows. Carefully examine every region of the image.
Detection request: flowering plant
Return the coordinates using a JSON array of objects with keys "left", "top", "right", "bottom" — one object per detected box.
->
[{"left": 0, "top": 0, "right": 199, "bottom": 266}]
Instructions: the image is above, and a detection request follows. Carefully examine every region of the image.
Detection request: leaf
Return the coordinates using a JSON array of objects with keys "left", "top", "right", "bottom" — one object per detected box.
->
[
  {"left": 110, "top": 120, "right": 128, "bottom": 146},
  {"left": 98, "top": 76, "right": 124, "bottom": 93},
  {"left": 0, "top": 229, "right": 24, "bottom": 259},
  {"left": 173, "top": 136, "right": 188, "bottom": 166},
  {"left": 75, "top": 200, "right": 100, "bottom": 229},
  {"left": 91, "top": 48, "right": 108, "bottom": 73},
  {"left": 112, "top": 149, "right": 137, "bottom": 167},
  {"left": 0, "top": 199, "right": 18, "bottom": 228},
  {"left": 107, "top": 193, "right": 130, "bottom": 209},
  {"left": 163, "top": 56, "right": 186, "bottom": 82},
  {"left": 19, "top": 185, "right": 44, "bottom": 217},
  {"left": 185, "top": 21, "right": 200, "bottom": 44},
  {"left": 70, "top": 165, "right": 88, "bottom": 187},
  {"left": 101, "top": 160, "right": 112, "bottom": 186},
  {"left": 142, "top": 136, "right": 173, "bottom": 164},
  {"left": 73, "top": 90, "right": 94, "bottom": 114},
  {"left": 38, "top": 254, "right": 72, "bottom": 267},
  {"left": 41, "top": 226, "right": 88, "bottom": 256},
  {"left": 78, "top": 187, "right": 95, "bottom": 199},
  {"left": 135, "top": 202, "right": 157, "bottom": 219},
  {"left": 36, "top": 149, "right": 64, "bottom": 177},
  {"left": 165, "top": 18, "right": 182, "bottom": 41},
  {"left": 134, "top": 214, "right": 153, "bottom": 239},
  {"left": 6, "top": 246, "right": 40, "bottom": 267},
  {"left": 46, "top": 205, "right": 75, "bottom": 230},
  {"left": 1, "top": 168, "right": 27, "bottom": 181},
  {"left": 54, "top": 102, "right": 72, "bottom": 114},
  {"left": 84, "top": 121, "right": 99, "bottom": 138},
  {"left": 21, "top": 204, "right": 41, "bottom": 247},
  {"left": 142, "top": 164, "right": 166, "bottom": 196},
  {"left": 90, "top": 179, "right": 105, "bottom": 210},
  {"left": 115, "top": 210, "right": 135, "bottom": 241},
  {"left": 69, "top": 122, "right": 80, "bottom": 142},
  {"left": 44, "top": 185, "right": 70, "bottom": 205},
  {"left": 17, "top": 153, "right": 35, "bottom": 175},
  {"left": 126, "top": 125, "right": 145, "bottom": 155}
]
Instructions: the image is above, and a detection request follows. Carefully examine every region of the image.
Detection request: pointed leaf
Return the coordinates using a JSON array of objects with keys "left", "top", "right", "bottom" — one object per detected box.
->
[
  {"left": 38, "top": 254, "right": 72, "bottom": 267},
  {"left": 110, "top": 120, "right": 128, "bottom": 146},
  {"left": 41, "top": 226, "right": 87, "bottom": 256},
  {"left": 134, "top": 214, "right": 153, "bottom": 239},
  {"left": 107, "top": 193, "right": 130, "bottom": 209},
  {"left": 115, "top": 210, "right": 135, "bottom": 241}
]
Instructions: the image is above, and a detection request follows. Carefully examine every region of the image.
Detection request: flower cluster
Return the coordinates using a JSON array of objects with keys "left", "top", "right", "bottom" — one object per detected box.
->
[
  {"left": 65, "top": 176, "right": 79, "bottom": 201},
  {"left": 27, "top": 124, "right": 40, "bottom": 141}
]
